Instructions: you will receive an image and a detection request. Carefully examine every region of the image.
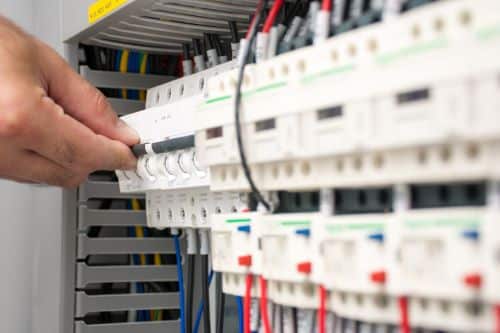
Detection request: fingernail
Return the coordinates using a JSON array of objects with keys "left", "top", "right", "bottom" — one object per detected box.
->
[{"left": 117, "top": 119, "right": 140, "bottom": 144}]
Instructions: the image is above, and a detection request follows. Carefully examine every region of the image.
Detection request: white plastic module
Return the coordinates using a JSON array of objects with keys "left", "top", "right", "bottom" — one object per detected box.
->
[
  {"left": 386, "top": 207, "right": 485, "bottom": 300},
  {"left": 145, "top": 190, "right": 244, "bottom": 229},
  {"left": 483, "top": 183, "right": 500, "bottom": 302},
  {"left": 195, "top": 0, "right": 500, "bottom": 192},
  {"left": 116, "top": 60, "right": 236, "bottom": 193},
  {"left": 211, "top": 212, "right": 262, "bottom": 296},
  {"left": 258, "top": 213, "right": 320, "bottom": 309}
]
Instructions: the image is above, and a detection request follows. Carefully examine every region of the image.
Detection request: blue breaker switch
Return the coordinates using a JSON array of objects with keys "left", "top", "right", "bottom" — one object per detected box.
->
[
  {"left": 368, "top": 233, "right": 385, "bottom": 243},
  {"left": 237, "top": 225, "right": 252, "bottom": 234},
  {"left": 295, "top": 228, "right": 311, "bottom": 237},
  {"left": 462, "top": 230, "right": 480, "bottom": 241}
]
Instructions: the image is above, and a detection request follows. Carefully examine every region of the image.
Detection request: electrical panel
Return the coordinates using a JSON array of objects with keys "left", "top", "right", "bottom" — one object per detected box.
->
[{"left": 63, "top": 0, "right": 500, "bottom": 332}]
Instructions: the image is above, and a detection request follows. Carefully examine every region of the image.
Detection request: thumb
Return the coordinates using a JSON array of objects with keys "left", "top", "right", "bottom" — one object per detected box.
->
[{"left": 37, "top": 41, "right": 139, "bottom": 146}]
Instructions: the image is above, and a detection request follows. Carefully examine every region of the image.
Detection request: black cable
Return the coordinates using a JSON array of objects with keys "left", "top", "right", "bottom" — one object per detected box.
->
[
  {"left": 292, "top": 307, "right": 298, "bottom": 333},
  {"left": 212, "top": 35, "right": 224, "bottom": 57},
  {"left": 204, "top": 33, "right": 215, "bottom": 52},
  {"left": 223, "top": 39, "right": 233, "bottom": 59},
  {"left": 201, "top": 254, "right": 211, "bottom": 333},
  {"left": 228, "top": 21, "right": 239, "bottom": 43},
  {"left": 215, "top": 272, "right": 225, "bottom": 333},
  {"left": 131, "top": 135, "right": 195, "bottom": 157},
  {"left": 182, "top": 43, "right": 191, "bottom": 60},
  {"left": 234, "top": 0, "right": 272, "bottom": 211},
  {"left": 186, "top": 254, "right": 195, "bottom": 333},
  {"left": 192, "top": 38, "right": 203, "bottom": 56}
]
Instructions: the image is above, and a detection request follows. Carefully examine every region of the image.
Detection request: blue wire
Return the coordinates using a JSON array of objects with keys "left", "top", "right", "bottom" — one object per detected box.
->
[
  {"left": 174, "top": 235, "right": 186, "bottom": 333},
  {"left": 237, "top": 296, "right": 244, "bottom": 333},
  {"left": 193, "top": 270, "right": 214, "bottom": 333}
]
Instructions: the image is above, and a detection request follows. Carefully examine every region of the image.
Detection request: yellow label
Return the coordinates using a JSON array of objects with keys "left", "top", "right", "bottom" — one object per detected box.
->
[{"left": 88, "top": 0, "right": 127, "bottom": 24}]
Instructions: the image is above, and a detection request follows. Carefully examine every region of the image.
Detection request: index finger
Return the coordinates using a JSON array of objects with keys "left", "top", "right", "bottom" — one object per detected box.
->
[
  {"left": 15, "top": 96, "right": 137, "bottom": 173},
  {"left": 36, "top": 41, "right": 139, "bottom": 146}
]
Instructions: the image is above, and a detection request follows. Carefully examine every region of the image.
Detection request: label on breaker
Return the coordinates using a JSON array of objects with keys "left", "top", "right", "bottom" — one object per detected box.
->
[{"left": 88, "top": 0, "right": 127, "bottom": 23}]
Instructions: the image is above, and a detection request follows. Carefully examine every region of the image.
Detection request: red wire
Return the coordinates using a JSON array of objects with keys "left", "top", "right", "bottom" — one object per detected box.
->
[
  {"left": 259, "top": 276, "right": 272, "bottom": 333},
  {"left": 246, "top": 0, "right": 266, "bottom": 38},
  {"left": 322, "top": 0, "right": 332, "bottom": 11},
  {"left": 244, "top": 274, "right": 253, "bottom": 333},
  {"left": 318, "top": 285, "right": 327, "bottom": 333},
  {"left": 398, "top": 296, "right": 410, "bottom": 333},
  {"left": 262, "top": 0, "right": 285, "bottom": 33},
  {"left": 495, "top": 305, "right": 500, "bottom": 333}
]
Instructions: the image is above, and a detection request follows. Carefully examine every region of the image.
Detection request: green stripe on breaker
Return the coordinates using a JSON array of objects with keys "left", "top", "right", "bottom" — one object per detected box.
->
[
  {"left": 205, "top": 95, "right": 231, "bottom": 105},
  {"left": 279, "top": 220, "right": 311, "bottom": 227},
  {"left": 405, "top": 218, "right": 481, "bottom": 229},
  {"left": 301, "top": 64, "right": 355, "bottom": 84},
  {"left": 477, "top": 23, "right": 500, "bottom": 41},
  {"left": 376, "top": 38, "right": 447, "bottom": 65},
  {"left": 326, "top": 223, "right": 385, "bottom": 234},
  {"left": 203, "top": 81, "right": 287, "bottom": 106},
  {"left": 226, "top": 218, "right": 252, "bottom": 224},
  {"left": 255, "top": 81, "right": 287, "bottom": 93}
]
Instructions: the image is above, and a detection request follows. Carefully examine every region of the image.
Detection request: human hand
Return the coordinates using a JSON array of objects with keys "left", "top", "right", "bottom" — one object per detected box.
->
[{"left": 0, "top": 16, "right": 138, "bottom": 187}]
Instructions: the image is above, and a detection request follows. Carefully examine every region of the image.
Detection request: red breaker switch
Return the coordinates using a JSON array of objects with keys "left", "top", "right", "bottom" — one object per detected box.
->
[
  {"left": 370, "top": 270, "right": 387, "bottom": 284},
  {"left": 463, "top": 273, "right": 482, "bottom": 289},
  {"left": 297, "top": 261, "right": 312, "bottom": 274},
  {"left": 238, "top": 255, "right": 252, "bottom": 267}
]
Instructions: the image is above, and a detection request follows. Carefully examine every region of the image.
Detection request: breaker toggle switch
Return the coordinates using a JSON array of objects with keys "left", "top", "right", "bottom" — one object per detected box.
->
[
  {"left": 463, "top": 273, "right": 482, "bottom": 289},
  {"left": 238, "top": 255, "right": 252, "bottom": 267},
  {"left": 297, "top": 261, "right": 312, "bottom": 274},
  {"left": 370, "top": 270, "right": 387, "bottom": 284}
]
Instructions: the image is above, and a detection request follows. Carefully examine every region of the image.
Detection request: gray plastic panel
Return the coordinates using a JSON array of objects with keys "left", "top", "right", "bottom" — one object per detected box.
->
[
  {"left": 75, "top": 321, "right": 179, "bottom": 333},
  {"left": 79, "top": 181, "right": 144, "bottom": 201},
  {"left": 75, "top": 291, "right": 179, "bottom": 316},
  {"left": 108, "top": 98, "right": 144, "bottom": 116},
  {"left": 63, "top": 0, "right": 261, "bottom": 54},
  {"left": 63, "top": 0, "right": 150, "bottom": 43},
  {"left": 77, "top": 236, "right": 175, "bottom": 258},
  {"left": 76, "top": 264, "right": 178, "bottom": 288},
  {"left": 80, "top": 66, "right": 173, "bottom": 89},
  {"left": 78, "top": 207, "right": 146, "bottom": 230}
]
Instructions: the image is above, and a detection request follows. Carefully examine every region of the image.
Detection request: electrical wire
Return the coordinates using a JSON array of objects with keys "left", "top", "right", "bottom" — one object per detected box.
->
[
  {"left": 186, "top": 254, "right": 195, "bottom": 333},
  {"left": 263, "top": 0, "right": 285, "bottom": 33},
  {"left": 318, "top": 285, "right": 327, "bottom": 333},
  {"left": 322, "top": 0, "right": 332, "bottom": 11},
  {"left": 119, "top": 50, "right": 129, "bottom": 99},
  {"left": 139, "top": 53, "right": 148, "bottom": 101},
  {"left": 398, "top": 296, "right": 410, "bottom": 333},
  {"left": 495, "top": 304, "right": 500, "bottom": 333},
  {"left": 259, "top": 276, "right": 272, "bottom": 333},
  {"left": 174, "top": 234, "right": 186, "bottom": 333},
  {"left": 216, "top": 272, "right": 226, "bottom": 333},
  {"left": 234, "top": 0, "right": 272, "bottom": 211},
  {"left": 244, "top": 274, "right": 254, "bottom": 333},
  {"left": 193, "top": 270, "right": 215, "bottom": 333},
  {"left": 237, "top": 296, "right": 245, "bottom": 333},
  {"left": 201, "top": 254, "right": 211, "bottom": 333}
]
